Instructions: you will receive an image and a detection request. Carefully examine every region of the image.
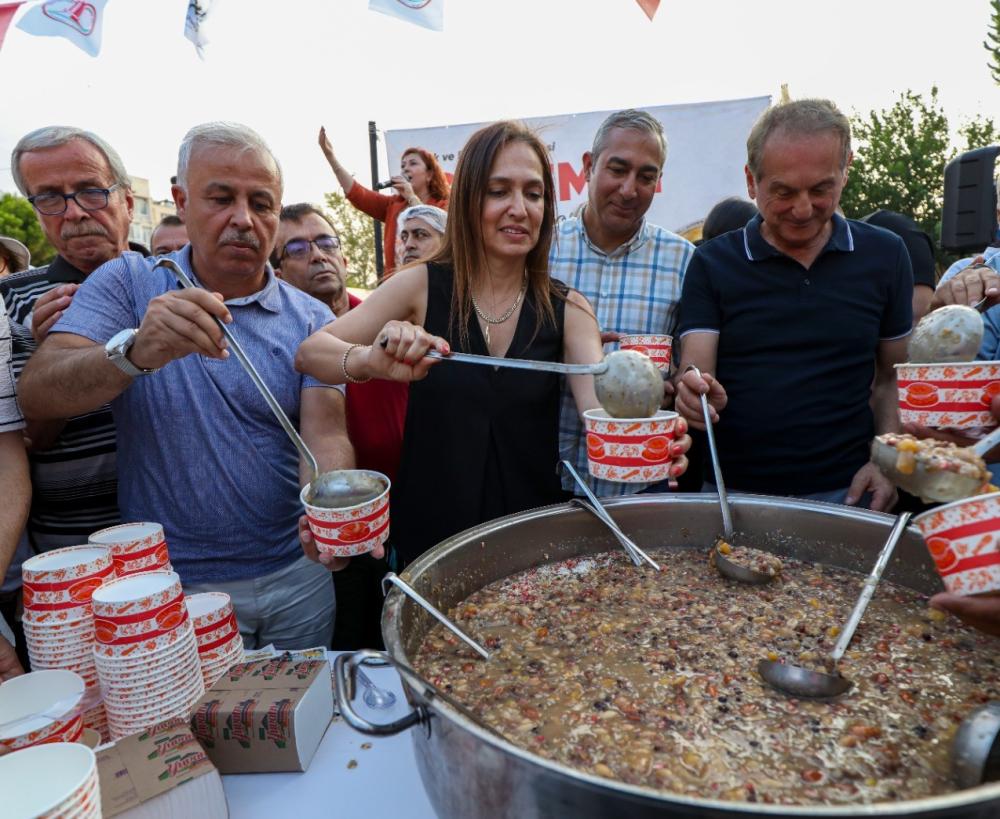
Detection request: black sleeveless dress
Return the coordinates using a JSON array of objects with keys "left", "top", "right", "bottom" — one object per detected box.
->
[{"left": 391, "top": 262, "right": 569, "bottom": 567}]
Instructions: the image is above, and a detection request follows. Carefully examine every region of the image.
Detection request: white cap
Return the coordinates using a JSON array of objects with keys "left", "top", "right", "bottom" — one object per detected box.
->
[{"left": 0, "top": 237, "right": 30, "bottom": 273}]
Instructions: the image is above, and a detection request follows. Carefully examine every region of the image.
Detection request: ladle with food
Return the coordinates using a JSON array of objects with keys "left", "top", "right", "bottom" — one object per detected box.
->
[
  {"left": 871, "top": 426, "right": 1000, "bottom": 504},
  {"left": 685, "top": 365, "right": 781, "bottom": 584},
  {"left": 386, "top": 342, "right": 664, "bottom": 419},
  {"left": 153, "top": 258, "right": 380, "bottom": 509},
  {"left": 757, "top": 511, "right": 912, "bottom": 698},
  {"left": 907, "top": 301, "right": 988, "bottom": 364}
]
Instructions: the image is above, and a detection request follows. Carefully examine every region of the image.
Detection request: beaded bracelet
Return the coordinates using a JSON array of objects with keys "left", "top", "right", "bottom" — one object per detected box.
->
[{"left": 342, "top": 343, "right": 371, "bottom": 384}]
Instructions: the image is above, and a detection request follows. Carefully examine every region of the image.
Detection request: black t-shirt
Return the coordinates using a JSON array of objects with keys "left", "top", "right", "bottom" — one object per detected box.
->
[
  {"left": 860, "top": 210, "right": 937, "bottom": 289},
  {"left": 677, "top": 214, "right": 913, "bottom": 495}
]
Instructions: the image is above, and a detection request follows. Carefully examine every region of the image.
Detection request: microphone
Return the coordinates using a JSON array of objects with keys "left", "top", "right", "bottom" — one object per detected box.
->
[{"left": 374, "top": 180, "right": 396, "bottom": 190}]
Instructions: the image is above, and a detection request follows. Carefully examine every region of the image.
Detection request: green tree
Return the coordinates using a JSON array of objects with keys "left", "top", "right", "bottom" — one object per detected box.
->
[
  {"left": 0, "top": 192, "right": 55, "bottom": 267},
  {"left": 839, "top": 88, "right": 998, "bottom": 266},
  {"left": 987, "top": 0, "right": 1000, "bottom": 85},
  {"left": 322, "top": 191, "right": 377, "bottom": 290}
]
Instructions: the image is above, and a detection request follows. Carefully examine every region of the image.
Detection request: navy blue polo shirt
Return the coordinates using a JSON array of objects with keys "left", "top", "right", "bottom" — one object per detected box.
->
[{"left": 677, "top": 213, "right": 912, "bottom": 495}]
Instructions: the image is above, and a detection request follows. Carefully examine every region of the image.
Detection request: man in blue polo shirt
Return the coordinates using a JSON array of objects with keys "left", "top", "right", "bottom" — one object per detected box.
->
[
  {"left": 675, "top": 99, "right": 912, "bottom": 509},
  {"left": 18, "top": 122, "right": 359, "bottom": 649}
]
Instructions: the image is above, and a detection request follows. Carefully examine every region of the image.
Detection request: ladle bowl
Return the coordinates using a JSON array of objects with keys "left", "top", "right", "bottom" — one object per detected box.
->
[
  {"left": 908, "top": 303, "right": 985, "bottom": 364},
  {"left": 871, "top": 424, "right": 1000, "bottom": 504},
  {"left": 712, "top": 543, "right": 779, "bottom": 585}
]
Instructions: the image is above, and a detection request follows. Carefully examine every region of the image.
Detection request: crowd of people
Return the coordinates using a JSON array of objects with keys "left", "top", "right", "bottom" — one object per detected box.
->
[{"left": 1, "top": 96, "right": 999, "bottom": 680}]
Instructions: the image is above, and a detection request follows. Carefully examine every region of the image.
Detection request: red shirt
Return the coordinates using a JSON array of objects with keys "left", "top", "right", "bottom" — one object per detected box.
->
[{"left": 344, "top": 293, "right": 408, "bottom": 483}]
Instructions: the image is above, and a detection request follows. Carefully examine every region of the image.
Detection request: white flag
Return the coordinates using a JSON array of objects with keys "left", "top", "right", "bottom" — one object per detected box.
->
[
  {"left": 16, "top": 0, "right": 108, "bottom": 56},
  {"left": 369, "top": 0, "right": 443, "bottom": 32},
  {"left": 184, "top": 0, "right": 216, "bottom": 59}
]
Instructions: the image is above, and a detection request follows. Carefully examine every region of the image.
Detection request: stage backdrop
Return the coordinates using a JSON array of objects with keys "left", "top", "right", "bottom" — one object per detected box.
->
[{"left": 384, "top": 95, "right": 770, "bottom": 235}]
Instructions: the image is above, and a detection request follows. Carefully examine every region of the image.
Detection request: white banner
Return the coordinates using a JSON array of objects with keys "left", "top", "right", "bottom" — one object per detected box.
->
[
  {"left": 385, "top": 96, "right": 770, "bottom": 235},
  {"left": 16, "top": 0, "right": 108, "bottom": 56},
  {"left": 368, "top": 0, "right": 443, "bottom": 32}
]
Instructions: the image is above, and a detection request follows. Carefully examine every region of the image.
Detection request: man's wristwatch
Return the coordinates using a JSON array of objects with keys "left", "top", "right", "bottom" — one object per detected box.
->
[{"left": 105, "top": 329, "right": 157, "bottom": 377}]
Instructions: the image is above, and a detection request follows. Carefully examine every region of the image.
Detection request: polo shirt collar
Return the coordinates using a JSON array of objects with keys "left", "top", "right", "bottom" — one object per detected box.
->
[
  {"left": 47, "top": 255, "right": 87, "bottom": 284},
  {"left": 742, "top": 212, "right": 854, "bottom": 261},
  {"left": 580, "top": 208, "right": 649, "bottom": 258},
  {"left": 183, "top": 245, "right": 282, "bottom": 314}
]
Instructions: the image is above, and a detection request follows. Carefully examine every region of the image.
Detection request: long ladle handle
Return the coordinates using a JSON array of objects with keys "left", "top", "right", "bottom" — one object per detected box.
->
[
  {"left": 423, "top": 349, "right": 607, "bottom": 375},
  {"left": 972, "top": 425, "right": 1000, "bottom": 456},
  {"left": 829, "top": 512, "right": 911, "bottom": 663},
  {"left": 154, "top": 258, "right": 320, "bottom": 481},
  {"left": 561, "top": 460, "right": 661, "bottom": 570},
  {"left": 382, "top": 572, "right": 490, "bottom": 659},
  {"left": 686, "top": 365, "right": 733, "bottom": 540}
]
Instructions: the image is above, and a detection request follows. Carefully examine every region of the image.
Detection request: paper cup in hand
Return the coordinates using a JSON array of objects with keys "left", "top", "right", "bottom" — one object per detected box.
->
[
  {"left": 913, "top": 491, "right": 1000, "bottom": 596},
  {"left": 583, "top": 409, "right": 678, "bottom": 483},
  {"left": 618, "top": 334, "right": 672, "bottom": 372},
  {"left": 301, "top": 470, "right": 390, "bottom": 558}
]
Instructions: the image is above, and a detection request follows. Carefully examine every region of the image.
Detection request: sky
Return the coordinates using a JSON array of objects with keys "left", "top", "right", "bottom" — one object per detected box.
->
[{"left": 0, "top": 0, "right": 997, "bottom": 208}]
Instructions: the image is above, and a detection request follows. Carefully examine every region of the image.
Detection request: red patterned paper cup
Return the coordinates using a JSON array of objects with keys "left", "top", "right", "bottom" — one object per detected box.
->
[
  {"left": 583, "top": 410, "right": 678, "bottom": 484},
  {"left": 913, "top": 491, "right": 1000, "bottom": 596},
  {"left": 22, "top": 546, "right": 113, "bottom": 614},
  {"left": 185, "top": 592, "right": 233, "bottom": 632},
  {"left": 896, "top": 362, "right": 1000, "bottom": 430},
  {"left": 0, "top": 670, "right": 85, "bottom": 750},
  {"left": 91, "top": 571, "right": 183, "bottom": 620},
  {"left": 301, "top": 470, "right": 391, "bottom": 558},
  {"left": 618, "top": 334, "right": 672, "bottom": 373},
  {"left": 89, "top": 522, "right": 170, "bottom": 575}
]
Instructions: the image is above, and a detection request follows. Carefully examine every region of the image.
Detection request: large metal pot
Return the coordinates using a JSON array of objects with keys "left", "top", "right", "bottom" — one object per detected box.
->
[{"left": 335, "top": 494, "right": 1000, "bottom": 818}]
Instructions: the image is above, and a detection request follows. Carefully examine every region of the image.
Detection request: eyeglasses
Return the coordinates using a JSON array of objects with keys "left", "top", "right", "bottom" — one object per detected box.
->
[
  {"left": 28, "top": 184, "right": 122, "bottom": 216},
  {"left": 280, "top": 234, "right": 341, "bottom": 260}
]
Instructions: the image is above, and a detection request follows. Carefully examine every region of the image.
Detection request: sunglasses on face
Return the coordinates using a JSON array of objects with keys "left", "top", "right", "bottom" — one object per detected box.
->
[{"left": 280, "top": 234, "right": 341, "bottom": 260}]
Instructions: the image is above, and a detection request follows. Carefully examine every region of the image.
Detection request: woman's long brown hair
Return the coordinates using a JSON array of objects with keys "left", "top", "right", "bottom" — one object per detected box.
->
[
  {"left": 402, "top": 146, "right": 451, "bottom": 202},
  {"left": 427, "top": 121, "right": 560, "bottom": 347}
]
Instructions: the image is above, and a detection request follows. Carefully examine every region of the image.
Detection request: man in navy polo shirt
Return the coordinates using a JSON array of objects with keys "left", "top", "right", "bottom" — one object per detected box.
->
[
  {"left": 18, "top": 123, "right": 363, "bottom": 649},
  {"left": 675, "top": 99, "right": 912, "bottom": 509}
]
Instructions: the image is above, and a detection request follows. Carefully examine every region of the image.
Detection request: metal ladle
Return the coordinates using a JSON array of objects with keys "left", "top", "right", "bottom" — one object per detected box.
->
[
  {"left": 871, "top": 425, "right": 1000, "bottom": 504},
  {"left": 409, "top": 347, "right": 663, "bottom": 419},
  {"left": 758, "top": 511, "right": 912, "bottom": 698},
  {"left": 685, "top": 365, "right": 775, "bottom": 584},
  {"left": 908, "top": 301, "right": 987, "bottom": 364},
  {"left": 560, "top": 459, "right": 661, "bottom": 570},
  {"left": 154, "top": 258, "right": 378, "bottom": 508},
  {"left": 952, "top": 701, "right": 1000, "bottom": 789}
]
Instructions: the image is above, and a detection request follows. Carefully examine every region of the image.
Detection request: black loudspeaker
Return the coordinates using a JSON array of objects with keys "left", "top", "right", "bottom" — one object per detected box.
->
[{"left": 941, "top": 145, "right": 1000, "bottom": 253}]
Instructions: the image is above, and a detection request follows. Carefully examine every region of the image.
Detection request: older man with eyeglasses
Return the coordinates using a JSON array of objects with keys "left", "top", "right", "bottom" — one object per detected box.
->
[
  {"left": 0, "top": 128, "right": 138, "bottom": 559},
  {"left": 271, "top": 202, "right": 408, "bottom": 650}
]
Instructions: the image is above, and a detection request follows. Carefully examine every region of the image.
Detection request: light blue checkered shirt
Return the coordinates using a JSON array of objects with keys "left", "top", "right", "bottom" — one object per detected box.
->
[{"left": 550, "top": 215, "right": 693, "bottom": 496}]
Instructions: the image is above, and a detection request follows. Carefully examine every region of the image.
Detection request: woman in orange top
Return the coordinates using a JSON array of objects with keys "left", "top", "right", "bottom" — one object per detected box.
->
[{"left": 319, "top": 127, "right": 449, "bottom": 276}]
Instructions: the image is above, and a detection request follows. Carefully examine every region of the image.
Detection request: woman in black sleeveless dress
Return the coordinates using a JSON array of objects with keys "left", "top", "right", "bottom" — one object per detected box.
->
[{"left": 297, "top": 121, "right": 691, "bottom": 569}]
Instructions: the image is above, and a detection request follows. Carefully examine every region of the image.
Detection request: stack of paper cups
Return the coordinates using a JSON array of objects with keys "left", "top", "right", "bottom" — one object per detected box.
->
[
  {"left": 89, "top": 522, "right": 172, "bottom": 577},
  {"left": 92, "top": 571, "right": 204, "bottom": 740},
  {"left": 0, "top": 743, "right": 101, "bottom": 818},
  {"left": 186, "top": 592, "right": 243, "bottom": 689},
  {"left": 0, "top": 670, "right": 85, "bottom": 751},
  {"left": 21, "top": 546, "right": 113, "bottom": 741}
]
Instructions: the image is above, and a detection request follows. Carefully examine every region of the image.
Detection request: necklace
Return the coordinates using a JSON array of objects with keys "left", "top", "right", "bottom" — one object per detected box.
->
[{"left": 471, "top": 276, "right": 527, "bottom": 347}]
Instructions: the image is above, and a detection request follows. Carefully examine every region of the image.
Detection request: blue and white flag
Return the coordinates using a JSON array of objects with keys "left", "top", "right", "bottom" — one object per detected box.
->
[
  {"left": 184, "top": 0, "right": 216, "bottom": 59},
  {"left": 369, "top": 0, "right": 443, "bottom": 32},
  {"left": 16, "top": 0, "right": 108, "bottom": 56}
]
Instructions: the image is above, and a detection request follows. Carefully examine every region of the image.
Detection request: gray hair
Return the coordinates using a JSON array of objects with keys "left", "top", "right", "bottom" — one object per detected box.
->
[
  {"left": 746, "top": 98, "right": 851, "bottom": 178},
  {"left": 398, "top": 204, "right": 447, "bottom": 235},
  {"left": 11, "top": 126, "right": 130, "bottom": 195},
  {"left": 176, "top": 122, "right": 282, "bottom": 191},
  {"left": 591, "top": 109, "right": 668, "bottom": 170}
]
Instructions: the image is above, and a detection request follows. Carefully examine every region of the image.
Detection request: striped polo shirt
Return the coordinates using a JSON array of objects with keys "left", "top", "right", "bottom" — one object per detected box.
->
[{"left": 1, "top": 256, "right": 121, "bottom": 552}]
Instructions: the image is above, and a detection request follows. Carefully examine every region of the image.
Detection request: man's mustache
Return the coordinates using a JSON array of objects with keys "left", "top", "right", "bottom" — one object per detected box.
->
[
  {"left": 220, "top": 230, "right": 260, "bottom": 249},
  {"left": 61, "top": 223, "right": 109, "bottom": 240}
]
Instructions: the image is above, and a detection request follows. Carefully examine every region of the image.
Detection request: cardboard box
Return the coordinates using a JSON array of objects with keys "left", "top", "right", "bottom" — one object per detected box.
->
[
  {"left": 189, "top": 657, "right": 333, "bottom": 774},
  {"left": 97, "top": 717, "right": 227, "bottom": 819}
]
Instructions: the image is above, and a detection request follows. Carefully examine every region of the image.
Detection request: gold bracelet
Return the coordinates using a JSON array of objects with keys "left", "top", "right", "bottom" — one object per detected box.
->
[{"left": 342, "top": 344, "right": 371, "bottom": 384}]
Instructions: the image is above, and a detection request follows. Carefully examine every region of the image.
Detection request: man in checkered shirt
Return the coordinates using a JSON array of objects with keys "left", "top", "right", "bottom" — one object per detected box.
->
[{"left": 550, "top": 109, "right": 693, "bottom": 497}]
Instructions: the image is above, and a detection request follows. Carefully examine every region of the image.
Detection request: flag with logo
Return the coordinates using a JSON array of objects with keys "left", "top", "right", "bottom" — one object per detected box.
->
[
  {"left": 16, "top": 0, "right": 108, "bottom": 56},
  {"left": 184, "top": 0, "right": 216, "bottom": 59},
  {"left": 636, "top": 0, "right": 660, "bottom": 20},
  {"left": 369, "top": 0, "right": 443, "bottom": 32}
]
